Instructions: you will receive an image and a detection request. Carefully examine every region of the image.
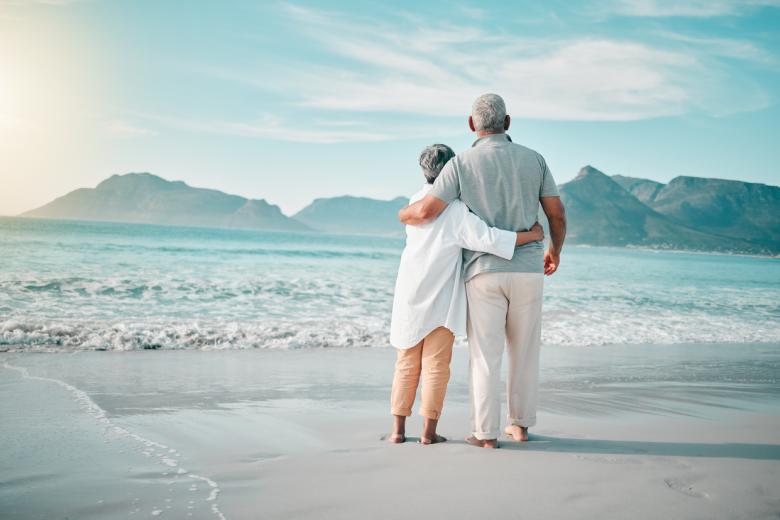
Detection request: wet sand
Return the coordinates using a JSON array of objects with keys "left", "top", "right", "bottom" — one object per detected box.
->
[{"left": 1, "top": 344, "right": 779, "bottom": 519}]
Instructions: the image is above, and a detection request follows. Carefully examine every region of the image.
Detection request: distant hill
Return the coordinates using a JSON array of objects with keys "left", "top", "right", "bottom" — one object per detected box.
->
[
  {"left": 21, "top": 173, "right": 310, "bottom": 232},
  {"left": 293, "top": 195, "right": 408, "bottom": 235},
  {"left": 558, "top": 166, "right": 770, "bottom": 254},
  {"left": 19, "top": 169, "right": 779, "bottom": 254},
  {"left": 612, "top": 174, "right": 665, "bottom": 204},
  {"left": 612, "top": 173, "right": 780, "bottom": 250}
]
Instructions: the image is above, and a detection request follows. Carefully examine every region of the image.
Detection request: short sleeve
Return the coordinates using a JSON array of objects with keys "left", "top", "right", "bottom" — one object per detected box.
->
[
  {"left": 539, "top": 155, "right": 559, "bottom": 197},
  {"left": 429, "top": 159, "right": 460, "bottom": 203}
]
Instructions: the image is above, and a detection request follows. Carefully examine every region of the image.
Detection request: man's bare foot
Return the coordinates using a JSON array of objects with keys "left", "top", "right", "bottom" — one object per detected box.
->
[
  {"left": 419, "top": 434, "right": 447, "bottom": 445},
  {"left": 388, "top": 433, "right": 406, "bottom": 444},
  {"left": 465, "top": 436, "right": 498, "bottom": 449},
  {"left": 504, "top": 425, "right": 529, "bottom": 442}
]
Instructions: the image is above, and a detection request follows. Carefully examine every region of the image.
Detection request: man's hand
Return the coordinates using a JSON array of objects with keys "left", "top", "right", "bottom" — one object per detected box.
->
[
  {"left": 544, "top": 248, "right": 560, "bottom": 276},
  {"left": 540, "top": 196, "right": 566, "bottom": 276}
]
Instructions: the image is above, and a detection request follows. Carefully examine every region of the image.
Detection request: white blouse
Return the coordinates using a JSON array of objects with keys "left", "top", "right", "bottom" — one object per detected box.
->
[{"left": 390, "top": 184, "right": 516, "bottom": 349}]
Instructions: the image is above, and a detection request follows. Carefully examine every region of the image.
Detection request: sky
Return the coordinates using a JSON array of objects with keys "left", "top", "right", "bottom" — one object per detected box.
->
[{"left": 1, "top": 0, "right": 779, "bottom": 216}]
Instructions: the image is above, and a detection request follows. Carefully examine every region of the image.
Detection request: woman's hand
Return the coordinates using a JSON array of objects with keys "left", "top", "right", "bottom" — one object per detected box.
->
[
  {"left": 530, "top": 222, "right": 545, "bottom": 242},
  {"left": 515, "top": 222, "right": 545, "bottom": 246}
]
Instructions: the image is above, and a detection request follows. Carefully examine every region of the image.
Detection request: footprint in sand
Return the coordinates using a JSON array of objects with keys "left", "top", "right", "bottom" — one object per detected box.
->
[
  {"left": 240, "top": 452, "right": 284, "bottom": 463},
  {"left": 663, "top": 478, "right": 710, "bottom": 499}
]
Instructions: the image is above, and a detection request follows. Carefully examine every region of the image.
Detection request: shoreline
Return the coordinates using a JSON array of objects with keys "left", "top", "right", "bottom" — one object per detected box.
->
[{"left": 2, "top": 339, "right": 779, "bottom": 353}]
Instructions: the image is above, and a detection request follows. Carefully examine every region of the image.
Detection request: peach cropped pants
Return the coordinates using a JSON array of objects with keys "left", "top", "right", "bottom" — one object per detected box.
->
[{"left": 390, "top": 326, "right": 454, "bottom": 420}]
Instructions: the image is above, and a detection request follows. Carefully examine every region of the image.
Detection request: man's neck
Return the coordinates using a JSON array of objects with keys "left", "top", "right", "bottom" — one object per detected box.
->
[{"left": 475, "top": 129, "right": 506, "bottom": 139}]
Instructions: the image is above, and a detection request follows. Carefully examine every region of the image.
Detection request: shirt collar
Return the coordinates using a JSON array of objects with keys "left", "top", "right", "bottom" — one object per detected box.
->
[{"left": 472, "top": 133, "right": 512, "bottom": 147}]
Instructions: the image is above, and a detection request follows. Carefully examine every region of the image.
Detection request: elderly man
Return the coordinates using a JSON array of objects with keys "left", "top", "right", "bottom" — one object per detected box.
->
[{"left": 399, "top": 93, "right": 566, "bottom": 448}]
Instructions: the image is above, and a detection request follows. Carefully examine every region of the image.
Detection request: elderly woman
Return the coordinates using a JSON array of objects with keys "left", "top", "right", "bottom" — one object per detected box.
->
[{"left": 388, "top": 144, "right": 544, "bottom": 444}]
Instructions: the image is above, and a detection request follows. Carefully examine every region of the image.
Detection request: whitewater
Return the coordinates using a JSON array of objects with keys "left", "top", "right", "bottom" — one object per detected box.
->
[{"left": 1, "top": 217, "right": 778, "bottom": 351}]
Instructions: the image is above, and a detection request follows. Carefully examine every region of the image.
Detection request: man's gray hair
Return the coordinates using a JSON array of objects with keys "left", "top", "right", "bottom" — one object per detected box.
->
[
  {"left": 471, "top": 93, "right": 507, "bottom": 132},
  {"left": 419, "top": 144, "right": 455, "bottom": 184}
]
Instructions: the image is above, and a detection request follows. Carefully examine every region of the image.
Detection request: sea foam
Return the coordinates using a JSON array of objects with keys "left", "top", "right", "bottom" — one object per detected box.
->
[{"left": 2, "top": 219, "right": 778, "bottom": 351}]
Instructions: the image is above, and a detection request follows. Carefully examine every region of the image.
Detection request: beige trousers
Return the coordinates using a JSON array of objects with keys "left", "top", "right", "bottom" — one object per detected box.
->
[
  {"left": 390, "top": 327, "right": 454, "bottom": 420},
  {"left": 466, "top": 272, "right": 544, "bottom": 440}
]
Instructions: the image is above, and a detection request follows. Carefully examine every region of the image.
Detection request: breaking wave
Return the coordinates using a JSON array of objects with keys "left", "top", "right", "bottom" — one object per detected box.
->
[
  {"left": 2, "top": 218, "right": 778, "bottom": 352},
  {"left": 2, "top": 311, "right": 777, "bottom": 352}
]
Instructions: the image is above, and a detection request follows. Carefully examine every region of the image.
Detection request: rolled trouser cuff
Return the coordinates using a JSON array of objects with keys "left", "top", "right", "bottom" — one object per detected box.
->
[
  {"left": 419, "top": 408, "right": 441, "bottom": 420},
  {"left": 472, "top": 431, "right": 499, "bottom": 441},
  {"left": 391, "top": 407, "right": 412, "bottom": 417},
  {"left": 507, "top": 416, "right": 536, "bottom": 428}
]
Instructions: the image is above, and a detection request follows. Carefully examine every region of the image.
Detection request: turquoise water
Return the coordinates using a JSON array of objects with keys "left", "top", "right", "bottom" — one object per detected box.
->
[{"left": 1, "top": 217, "right": 778, "bottom": 350}]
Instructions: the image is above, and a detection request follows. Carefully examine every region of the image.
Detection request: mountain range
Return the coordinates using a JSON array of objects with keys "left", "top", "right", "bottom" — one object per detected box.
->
[
  {"left": 21, "top": 173, "right": 309, "bottom": 232},
  {"left": 612, "top": 173, "right": 780, "bottom": 248},
  {"left": 293, "top": 195, "right": 408, "bottom": 235},
  {"left": 558, "top": 166, "right": 777, "bottom": 254},
  {"left": 19, "top": 169, "right": 780, "bottom": 254}
]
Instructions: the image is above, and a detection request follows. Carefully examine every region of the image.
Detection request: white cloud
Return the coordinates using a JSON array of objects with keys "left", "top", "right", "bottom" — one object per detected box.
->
[
  {"left": 610, "top": 0, "right": 780, "bottom": 17},
  {"left": 657, "top": 32, "right": 776, "bottom": 64},
  {"left": 237, "top": 4, "right": 771, "bottom": 122},
  {"left": 172, "top": 4, "right": 776, "bottom": 143},
  {"left": 458, "top": 5, "right": 488, "bottom": 20},
  {"left": 106, "top": 119, "right": 158, "bottom": 138},
  {"left": 130, "top": 111, "right": 457, "bottom": 144},
  {"left": 293, "top": 38, "right": 696, "bottom": 121},
  {"left": 212, "top": 115, "right": 391, "bottom": 143}
]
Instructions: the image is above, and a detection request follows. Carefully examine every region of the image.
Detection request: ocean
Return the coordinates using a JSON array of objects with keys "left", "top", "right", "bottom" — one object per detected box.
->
[{"left": 1, "top": 216, "right": 778, "bottom": 351}]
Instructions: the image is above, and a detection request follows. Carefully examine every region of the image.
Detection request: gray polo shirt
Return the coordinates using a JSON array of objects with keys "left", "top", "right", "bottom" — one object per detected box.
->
[{"left": 429, "top": 133, "right": 559, "bottom": 280}]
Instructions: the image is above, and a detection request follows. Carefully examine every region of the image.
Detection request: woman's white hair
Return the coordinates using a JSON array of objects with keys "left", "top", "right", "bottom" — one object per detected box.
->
[
  {"left": 418, "top": 144, "right": 455, "bottom": 184},
  {"left": 471, "top": 93, "right": 507, "bottom": 132}
]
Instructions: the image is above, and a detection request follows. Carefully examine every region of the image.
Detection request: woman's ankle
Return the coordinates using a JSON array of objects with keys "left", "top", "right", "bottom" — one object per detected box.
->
[
  {"left": 421, "top": 417, "right": 439, "bottom": 439},
  {"left": 392, "top": 414, "right": 407, "bottom": 435}
]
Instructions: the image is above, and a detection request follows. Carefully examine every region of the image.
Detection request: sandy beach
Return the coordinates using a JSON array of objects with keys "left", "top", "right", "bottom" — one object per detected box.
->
[{"left": 2, "top": 343, "right": 778, "bottom": 520}]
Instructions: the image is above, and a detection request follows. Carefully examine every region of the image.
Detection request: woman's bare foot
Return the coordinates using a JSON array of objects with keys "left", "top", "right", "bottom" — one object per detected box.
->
[
  {"left": 504, "top": 425, "right": 529, "bottom": 442},
  {"left": 465, "top": 436, "right": 498, "bottom": 449},
  {"left": 419, "top": 434, "right": 447, "bottom": 445},
  {"left": 388, "top": 433, "right": 406, "bottom": 444}
]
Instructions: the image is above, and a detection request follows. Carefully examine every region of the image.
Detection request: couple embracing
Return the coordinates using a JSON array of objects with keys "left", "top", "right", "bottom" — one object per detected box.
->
[{"left": 388, "top": 93, "right": 567, "bottom": 448}]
